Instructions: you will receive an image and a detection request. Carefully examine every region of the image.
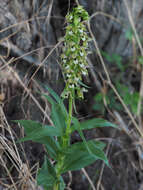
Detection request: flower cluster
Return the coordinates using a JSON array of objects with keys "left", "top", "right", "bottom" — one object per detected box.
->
[{"left": 61, "top": 5, "right": 90, "bottom": 99}]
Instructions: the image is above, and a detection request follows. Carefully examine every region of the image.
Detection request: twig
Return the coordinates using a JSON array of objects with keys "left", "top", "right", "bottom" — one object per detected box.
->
[
  {"left": 113, "top": 111, "right": 130, "bottom": 135},
  {"left": 81, "top": 168, "right": 96, "bottom": 190},
  {"left": 65, "top": 172, "right": 72, "bottom": 190},
  {"left": 75, "top": 0, "right": 80, "bottom": 6},
  {"left": 28, "top": 39, "right": 63, "bottom": 83},
  {"left": 0, "top": 157, "right": 18, "bottom": 190},
  {"left": 0, "top": 15, "right": 63, "bottom": 34},
  {"left": 0, "top": 41, "right": 58, "bottom": 70},
  {"left": 96, "top": 139, "right": 112, "bottom": 190}
]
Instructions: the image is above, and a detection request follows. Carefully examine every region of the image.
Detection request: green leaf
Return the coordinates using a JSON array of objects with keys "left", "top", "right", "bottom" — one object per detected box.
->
[
  {"left": 14, "top": 120, "right": 42, "bottom": 134},
  {"left": 112, "top": 54, "right": 123, "bottom": 71},
  {"left": 78, "top": 80, "right": 90, "bottom": 88},
  {"left": 37, "top": 136, "right": 61, "bottom": 160},
  {"left": 130, "top": 92, "right": 139, "bottom": 114},
  {"left": 71, "top": 118, "right": 109, "bottom": 166},
  {"left": 18, "top": 125, "right": 61, "bottom": 143},
  {"left": 44, "top": 85, "right": 68, "bottom": 117},
  {"left": 68, "top": 118, "right": 109, "bottom": 170},
  {"left": 88, "top": 140, "right": 108, "bottom": 165},
  {"left": 45, "top": 138, "right": 61, "bottom": 160},
  {"left": 43, "top": 86, "right": 68, "bottom": 134},
  {"left": 138, "top": 56, "right": 143, "bottom": 65},
  {"left": 43, "top": 94, "right": 56, "bottom": 106},
  {"left": 93, "top": 103, "right": 105, "bottom": 114},
  {"left": 125, "top": 29, "right": 133, "bottom": 41},
  {"left": 59, "top": 177, "right": 66, "bottom": 190},
  {"left": 44, "top": 86, "right": 61, "bottom": 104},
  {"left": 61, "top": 140, "right": 107, "bottom": 173},
  {"left": 51, "top": 103, "right": 66, "bottom": 135},
  {"left": 15, "top": 120, "right": 61, "bottom": 160},
  {"left": 37, "top": 170, "right": 55, "bottom": 189},
  {"left": 94, "top": 92, "right": 103, "bottom": 101},
  {"left": 101, "top": 51, "right": 113, "bottom": 62},
  {"left": 71, "top": 118, "right": 117, "bottom": 132},
  {"left": 72, "top": 117, "right": 91, "bottom": 154},
  {"left": 45, "top": 156, "right": 56, "bottom": 177},
  {"left": 37, "top": 156, "right": 57, "bottom": 189}
]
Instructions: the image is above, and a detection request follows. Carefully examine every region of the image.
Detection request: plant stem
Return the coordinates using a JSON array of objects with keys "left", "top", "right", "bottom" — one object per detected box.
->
[
  {"left": 54, "top": 183, "right": 59, "bottom": 190},
  {"left": 62, "top": 94, "right": 73, "bottom": 148},
  {"left": 54, "top": 94, "right": 73, "bottom": 190},
  {"left": 66, "top": 94, "right": 73, "bottom": 137},
  {"left": 63, "top": 94, "right": 73, "bottom": 159}
]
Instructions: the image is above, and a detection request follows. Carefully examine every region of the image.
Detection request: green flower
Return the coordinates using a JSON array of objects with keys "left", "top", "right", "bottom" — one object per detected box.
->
[{"left": 61, "top": 5, "right": 90, "bottom": 99}]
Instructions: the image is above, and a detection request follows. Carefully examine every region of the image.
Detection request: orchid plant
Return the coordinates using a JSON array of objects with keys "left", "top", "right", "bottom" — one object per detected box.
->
[{"left": 16, "top": 5, "right": 116, "bottom": 190}]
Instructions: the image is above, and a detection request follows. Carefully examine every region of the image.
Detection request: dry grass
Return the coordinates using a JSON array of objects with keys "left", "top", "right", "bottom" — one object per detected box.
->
[{"left": 0, "top": 105, "right": 43, "bottom": 190}]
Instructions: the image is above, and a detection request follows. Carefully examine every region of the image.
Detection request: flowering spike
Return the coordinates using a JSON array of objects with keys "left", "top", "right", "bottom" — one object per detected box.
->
[{"left": 61, "top": 6, "right": 90, "bottom": 99}]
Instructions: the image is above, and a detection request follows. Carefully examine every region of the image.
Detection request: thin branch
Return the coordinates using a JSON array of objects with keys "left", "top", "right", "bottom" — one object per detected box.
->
[{"left": 81, "top": 168, "right": 96, "bottom": 190}]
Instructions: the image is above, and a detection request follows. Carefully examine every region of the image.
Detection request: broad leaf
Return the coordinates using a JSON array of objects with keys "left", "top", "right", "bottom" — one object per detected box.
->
[
  {"left": 51, "top": 103, "right": 67, "bottom": 134},
  {"left": 43, "top": 93, "right": 67, "bottom": 134},
  {"left": 61, "top": 140, "right": 107, "bottom": 173},
  {"left": 44, "top": 85, "right": 63, "bottom": 105},
  {"left": 35, "top": 136, "right": 61, "bottom": 160},
  {"left": 14, "top": 120, "right": 42, "bottom": 134},
  {"left": 59, "top": 177, "right": 65, "bottom": 190},
  {"left": 71, "top": 118, "right": 117, "bottom": 132},
  {"left": 72, "top": 117, "right": 91, "bottom": 154},
  {"left": 88, "top": 140, "right": 108, "bottom": 165},
  {"left": 15, "top": 120, "right": 61, "bottom": 160},
  {"left": 43, "top": 94, "right": 56, "bottom": 106},
  {"left": 18, "top": 125, "right": 61, "bottom": 142},
  {"left": 37, "top": 156, "right": 56, "bottom": 189},
  {"left": 71, "top": 118, "right": 109, "bottom": 166},
  {"left": 44, "top": 85, "right": 68, "bottom": 117}
]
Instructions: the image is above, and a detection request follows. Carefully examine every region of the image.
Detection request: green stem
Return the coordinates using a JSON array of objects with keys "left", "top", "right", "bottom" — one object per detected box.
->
[
  {"left": 54, "top": 94, "right": 73, "bottom": 190},
  {"left": 66, "top": 94, "right": 73, "bottom": 137},
  {"left": 62, "top": 94, "right": 73, "bottom": 148},
  {"left": 54, "top": 183, "right": 59, "bottom": 190}
]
